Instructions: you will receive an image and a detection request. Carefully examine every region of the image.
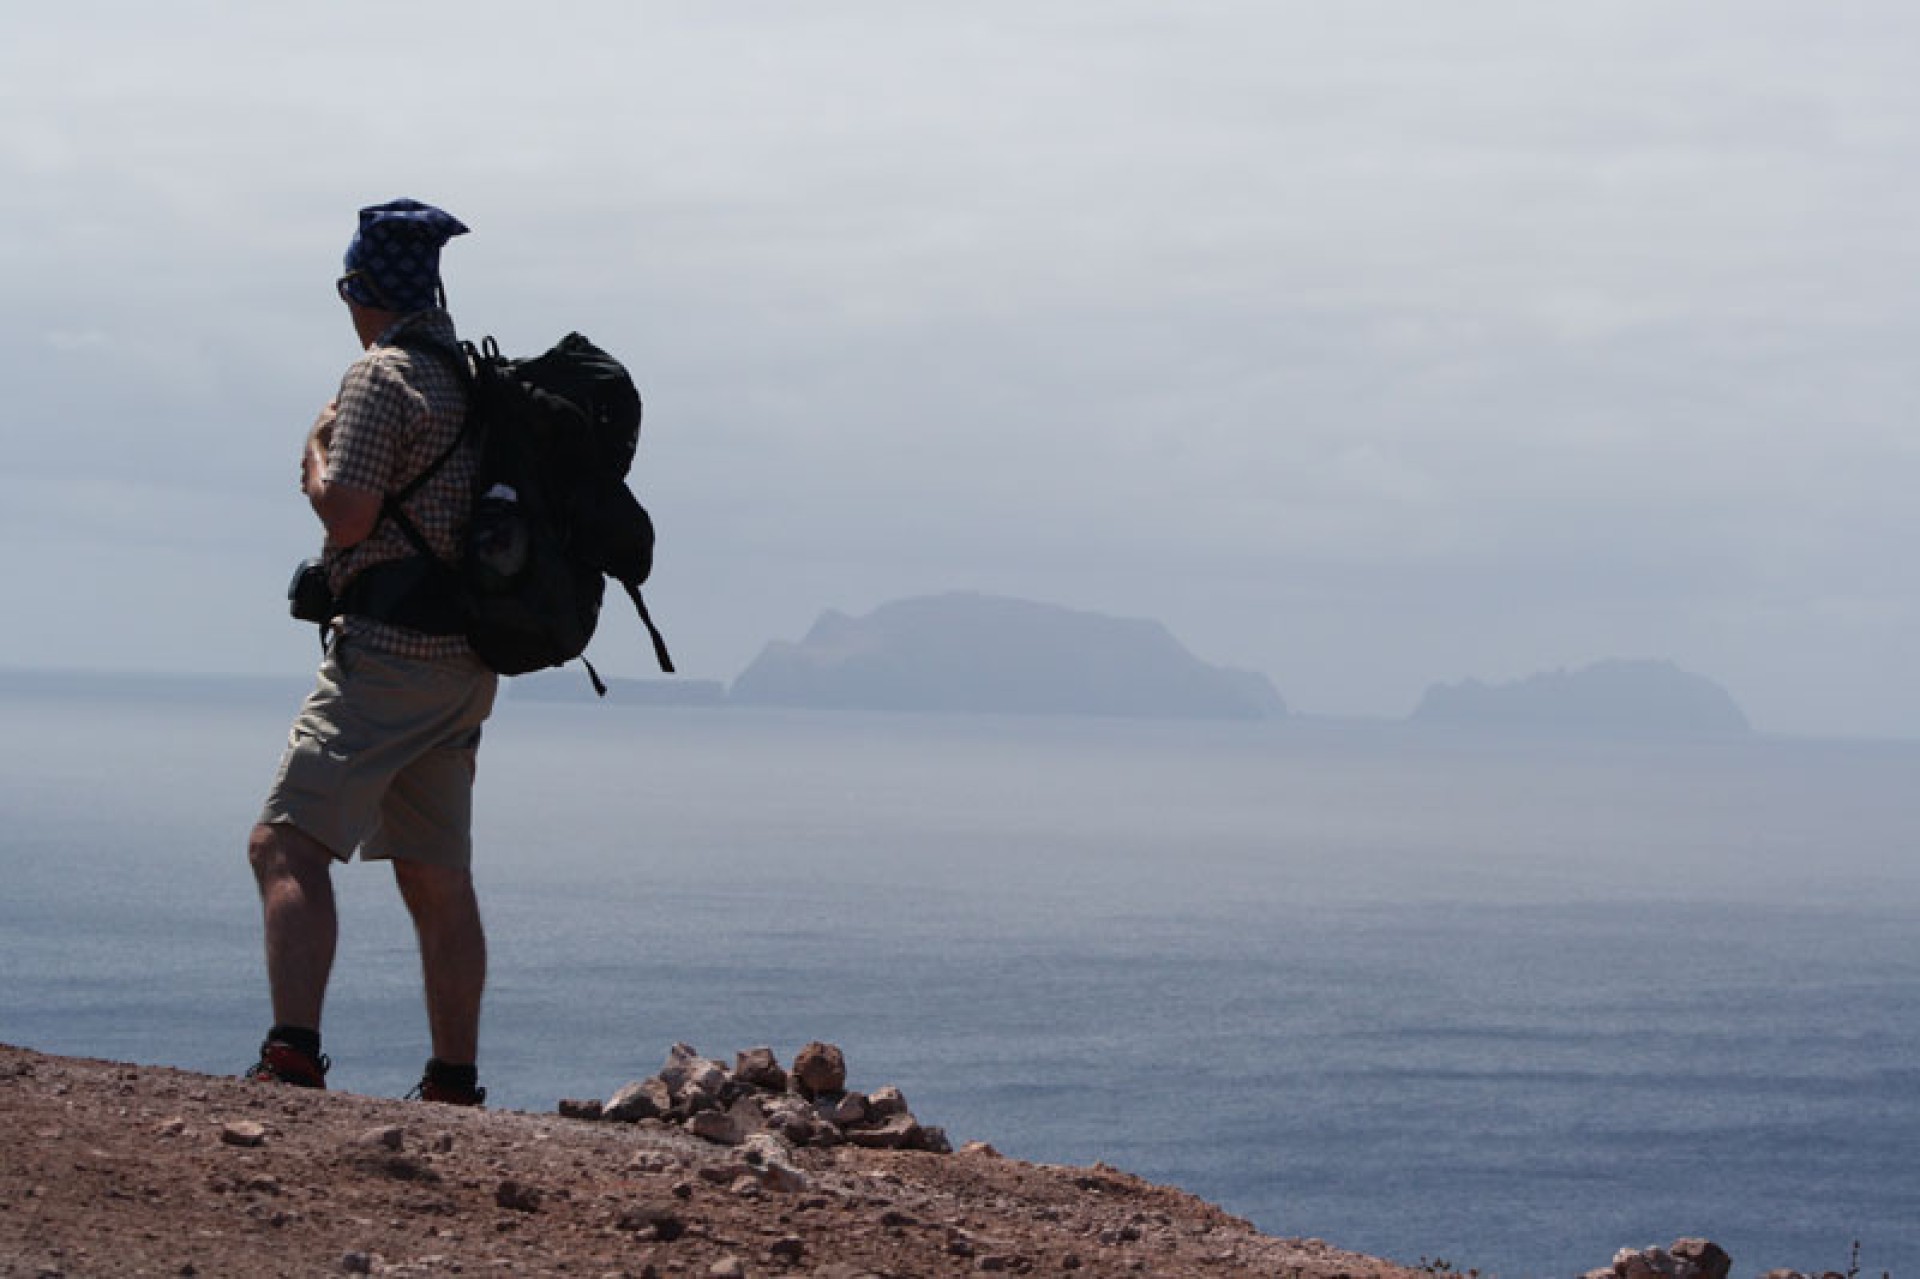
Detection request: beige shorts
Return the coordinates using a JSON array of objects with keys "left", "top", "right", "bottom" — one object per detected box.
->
[{"left": 260, "top": 641, "right": 499, "bottom": 868}]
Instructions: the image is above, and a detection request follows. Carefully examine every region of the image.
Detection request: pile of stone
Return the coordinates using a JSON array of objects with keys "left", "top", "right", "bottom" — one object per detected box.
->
[
  {"left": 557, "top": 1041, "right": 952, "bottom": 1155},
  {"left": 1585, "top": 1239, "right": 1731, "bottom": 1279},
  {"left": 1586, "top": 1237, "right": 1878, "bottom": 1279}
]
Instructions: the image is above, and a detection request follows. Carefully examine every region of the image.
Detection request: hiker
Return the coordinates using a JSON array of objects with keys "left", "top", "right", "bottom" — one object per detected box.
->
[{"left": 246, "top": 198, "right": 495, "bottom": 1106}]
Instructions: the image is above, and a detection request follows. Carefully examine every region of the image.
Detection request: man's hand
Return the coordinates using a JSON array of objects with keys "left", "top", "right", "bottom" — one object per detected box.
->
[{"left": 300, "top": 403, "right": 337, "bottom": 496}]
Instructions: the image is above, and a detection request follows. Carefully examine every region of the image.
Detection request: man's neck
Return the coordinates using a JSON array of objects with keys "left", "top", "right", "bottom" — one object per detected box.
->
[{"left": 351, "top": 303, "right": 403, "bottom": 349}]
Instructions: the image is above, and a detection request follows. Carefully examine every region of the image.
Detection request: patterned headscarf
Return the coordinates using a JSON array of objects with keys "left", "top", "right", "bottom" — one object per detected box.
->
[{"left": 340, "top": 199, "right": 469, "bottom": 313}]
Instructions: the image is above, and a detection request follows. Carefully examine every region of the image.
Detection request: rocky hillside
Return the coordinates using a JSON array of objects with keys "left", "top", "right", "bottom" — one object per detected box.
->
[
  {"left": 1, "top": 1043, "right": 1842, "bottom": 1278},
  {"left": 0, "top": 1042, "right": 1405, "bottom": 1279}
]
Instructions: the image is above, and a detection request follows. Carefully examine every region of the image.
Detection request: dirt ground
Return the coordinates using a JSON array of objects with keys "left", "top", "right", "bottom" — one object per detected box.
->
[{"left": 0, "top": 1043, "right": 1423, "bottom": 1279}]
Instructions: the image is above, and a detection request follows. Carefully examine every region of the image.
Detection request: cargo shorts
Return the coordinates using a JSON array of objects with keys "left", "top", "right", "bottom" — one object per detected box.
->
[{"left": 259, "top": 640, "right": 499, "bottom": 868}]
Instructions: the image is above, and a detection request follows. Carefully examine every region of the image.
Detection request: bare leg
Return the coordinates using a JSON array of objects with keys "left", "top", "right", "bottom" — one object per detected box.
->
[
  {"left": 248, "top": 821, "right": 339, "bottom": 1033},
  {"left": 392, "top": 860, "right": 487, "bottom": 1065}
]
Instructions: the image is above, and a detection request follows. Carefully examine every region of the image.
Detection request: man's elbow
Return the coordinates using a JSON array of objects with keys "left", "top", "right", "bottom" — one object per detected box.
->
[{"left": 317, "top": 486, "right": 383, "bottom": 548}]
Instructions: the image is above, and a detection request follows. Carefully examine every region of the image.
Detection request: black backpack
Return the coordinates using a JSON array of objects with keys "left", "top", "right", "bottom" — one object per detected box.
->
[{"left": 362, "top": 332, "right": 673, "bottom": 692}]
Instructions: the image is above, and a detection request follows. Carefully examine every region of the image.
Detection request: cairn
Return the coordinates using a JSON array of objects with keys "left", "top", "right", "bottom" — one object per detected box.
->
[{"left": 557, "top": 1041, "right": 952, "bottom": 1155}]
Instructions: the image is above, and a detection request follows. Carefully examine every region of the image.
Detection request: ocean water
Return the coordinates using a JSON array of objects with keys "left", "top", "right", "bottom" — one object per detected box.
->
[{"left": 2, "top": 671, "right": 1916, "bottom": 1277}]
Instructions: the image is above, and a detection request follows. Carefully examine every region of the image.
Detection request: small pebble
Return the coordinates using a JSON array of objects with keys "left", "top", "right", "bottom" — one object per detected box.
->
[
  {"left": 357, "top": 1126, "right": 404, "bottom": 1151},
  {"left": 219, "top": 1121, "right": 267, "bottom": 1148}
]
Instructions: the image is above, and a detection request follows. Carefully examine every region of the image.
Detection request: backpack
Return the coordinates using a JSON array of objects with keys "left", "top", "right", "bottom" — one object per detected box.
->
[{"left": 359, "top": 331, "right": 674, "bottom": 693}]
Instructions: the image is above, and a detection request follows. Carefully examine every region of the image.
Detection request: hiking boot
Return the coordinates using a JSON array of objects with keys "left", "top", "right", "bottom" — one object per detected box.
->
[
  {"left": 245, "top": 1039, "right": 330, "bottom": 1089},
  {"left": 407, "top": 1060, "right": 486, "bottom": 1107},
  {"left": 407, "top": 1076, "right": 487, "bottom": 1107}
]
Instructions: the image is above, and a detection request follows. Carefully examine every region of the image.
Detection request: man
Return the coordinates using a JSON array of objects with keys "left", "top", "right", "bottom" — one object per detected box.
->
[{"left": 246, "top": 198, "right": 495, "bottom": 1105}]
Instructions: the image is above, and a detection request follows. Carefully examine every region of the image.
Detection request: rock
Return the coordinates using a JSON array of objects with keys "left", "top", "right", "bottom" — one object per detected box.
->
[
  {"left": 843, "top": 1114, "right": 923, "bottom": 1150},
  {"left": 1671, "top": 1239, "right": 1732, "bottom": 1279},
  {"left": 790, "top": 1042, "right": 846, "bottom": 1099},
  {"left": 340, "top": 1252, "right": 372, "bottom": 1275},
  {"left": 823, "top": 1091, "right": 868, "bottom": 1127},
  {"left": 770, "top": 1235, "right": 805, "bottom": 1264},
  {"left": 866, "top": 1085, "right": 909, "bottom": 1118},
  {"left": 688, "top": 1110, "right": 745, "bottom": 1145},
  {"left": 740, "top": 1130, "right": 794, "bottom": 1163},
  {"left": 659, "top": 1043, "right": 730, "bottom": 1107},
  {"left": 603, "top": 1080, "right": 665, "bottom": 1123},
  {"left": 757, "top": 1160, "right": 809, "bottom": 1194},
  {"left": 494, "top": 1179, "right": 542, "bottom": 1213},
  {"left": 1609, "top": 1241, "right": 1733, "bottom": 1279},
  {"left": 709, "top": 1257, "right": 746, "bottom": 1278},
  {"left": 741, "top": 1133, "right": 809, "bottom": 1193},
  {"left": 614, "top": 1201, "right": 685, "bottom": 1241},
  {"left": 761, "top": 1096, "right": 823, "bottom": 1145},
  {"left": 960, "top": 1141, "right": 1001, "bottom": 1158},
  {"left": 356, "top": 1126, "right": 404, "bottom": 1151},
  {"left": 556, "top": 1098, "right": 603, "bottom": 1121},
  {"left": 734, "top": 1046, "right": 787, "bottom": 1091},
  {"left": 342, "top": 1142, "right": 439, "bottom": 1183},
  {"left": 219, "top": 1121, "right": 267, "bottom": 1148},
  {"left": 727, "top": 1094, "right": 770, "bottom": 1135}
]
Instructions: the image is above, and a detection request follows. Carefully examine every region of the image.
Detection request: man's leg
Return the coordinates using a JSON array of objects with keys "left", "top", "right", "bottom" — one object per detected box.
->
[
  {"left": 392, "top": 858, "right": 487, "bottom": 1067},
  {"left": 248, "top": 821, "right": 339, "bottom": 1034}
]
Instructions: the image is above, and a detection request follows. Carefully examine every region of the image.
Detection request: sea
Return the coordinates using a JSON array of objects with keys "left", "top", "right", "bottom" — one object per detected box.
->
[{"left": 2, "top": 669, "right": 1916, "bottom": 1278}]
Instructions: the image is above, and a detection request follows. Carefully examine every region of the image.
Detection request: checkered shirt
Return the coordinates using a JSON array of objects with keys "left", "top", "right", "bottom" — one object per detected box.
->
[{"left": 322, "top": 311, "right": 476, "bottom": 660}]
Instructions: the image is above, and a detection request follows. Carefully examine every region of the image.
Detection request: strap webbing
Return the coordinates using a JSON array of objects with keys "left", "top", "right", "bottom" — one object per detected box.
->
[{"left": 622, "top": 579, "right": 675, "bottom": 673}]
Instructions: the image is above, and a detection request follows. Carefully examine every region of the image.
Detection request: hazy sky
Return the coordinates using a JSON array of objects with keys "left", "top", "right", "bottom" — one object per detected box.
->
[{"left": 5, "top": 2, "right": 1917, "bottom": 737}]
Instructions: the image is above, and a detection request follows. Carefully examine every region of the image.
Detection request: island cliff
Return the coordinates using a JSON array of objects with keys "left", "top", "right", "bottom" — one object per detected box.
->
[
  {"left": 1411, "top": 659, "right": 1751, "bottom": 736},
  {"left": 731, "top": 592, "right": 1286, "bottom": 720}
]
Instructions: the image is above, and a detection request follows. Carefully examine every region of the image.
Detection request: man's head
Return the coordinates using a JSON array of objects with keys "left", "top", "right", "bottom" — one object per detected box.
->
[{"left": 338, "top": 198, "right": 468, "bottom": 320}]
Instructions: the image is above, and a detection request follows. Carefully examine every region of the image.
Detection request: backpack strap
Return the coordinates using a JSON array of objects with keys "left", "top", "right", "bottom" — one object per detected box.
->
[
  {"left": 332, "top": 338, "right": 476, "bottom": 632},
  {"left": 621, "top": 579, "right": 676, "bottom": 673},
  {"left": 381, "top": 337, "right": 478, "bottom": 547}
]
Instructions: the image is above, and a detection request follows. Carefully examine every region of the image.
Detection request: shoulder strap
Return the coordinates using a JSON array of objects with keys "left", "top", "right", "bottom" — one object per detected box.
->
[{"left": 378, "top": 338, "right": 478, "bottom": 564}]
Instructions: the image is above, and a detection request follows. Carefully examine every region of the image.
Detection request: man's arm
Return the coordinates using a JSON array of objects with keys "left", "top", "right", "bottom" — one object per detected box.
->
[{"left": 301, "top": 405, "right": 381, "bottom": 547}]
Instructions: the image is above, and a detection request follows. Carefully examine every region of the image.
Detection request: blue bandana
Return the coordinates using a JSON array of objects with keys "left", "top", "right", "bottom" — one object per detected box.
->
[{"left": 341, "top": 199, "right": 469, "bottom": 313}]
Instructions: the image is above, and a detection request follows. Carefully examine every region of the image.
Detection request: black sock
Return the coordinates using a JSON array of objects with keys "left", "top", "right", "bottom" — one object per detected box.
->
[
  {"left": 425, "top": 1058, "right": 478, "bottom": 1091},
  {"left": 268, "top": 1025, "right": 323, "bottom": 1060}
]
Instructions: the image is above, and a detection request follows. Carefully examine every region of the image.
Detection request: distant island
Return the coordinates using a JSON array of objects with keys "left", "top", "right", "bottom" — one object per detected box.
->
[
  {"left": 1410, "top": 659, "right": 1751, "bottom": 736},
  {"left": 731, "top": 591, "right": 1287, "bottom": 720}
]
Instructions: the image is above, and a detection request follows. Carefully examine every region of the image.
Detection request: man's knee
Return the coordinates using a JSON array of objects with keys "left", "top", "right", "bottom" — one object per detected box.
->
[
  {"left": 392, "top": 858, "right": 479, "bottom": 916},
  {"left": 249, "top": 821, "right": 336, "bottom": 887}
]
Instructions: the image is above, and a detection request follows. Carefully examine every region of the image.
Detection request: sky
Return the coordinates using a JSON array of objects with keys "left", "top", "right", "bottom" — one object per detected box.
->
[{"left": 4, "top": 2, "right": 1918, "bottom": 738}]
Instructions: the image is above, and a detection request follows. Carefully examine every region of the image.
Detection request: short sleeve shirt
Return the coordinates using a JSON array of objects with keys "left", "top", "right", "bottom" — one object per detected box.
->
[{"left": 322, "top": 310, "right": 476, "bottom": 659}]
